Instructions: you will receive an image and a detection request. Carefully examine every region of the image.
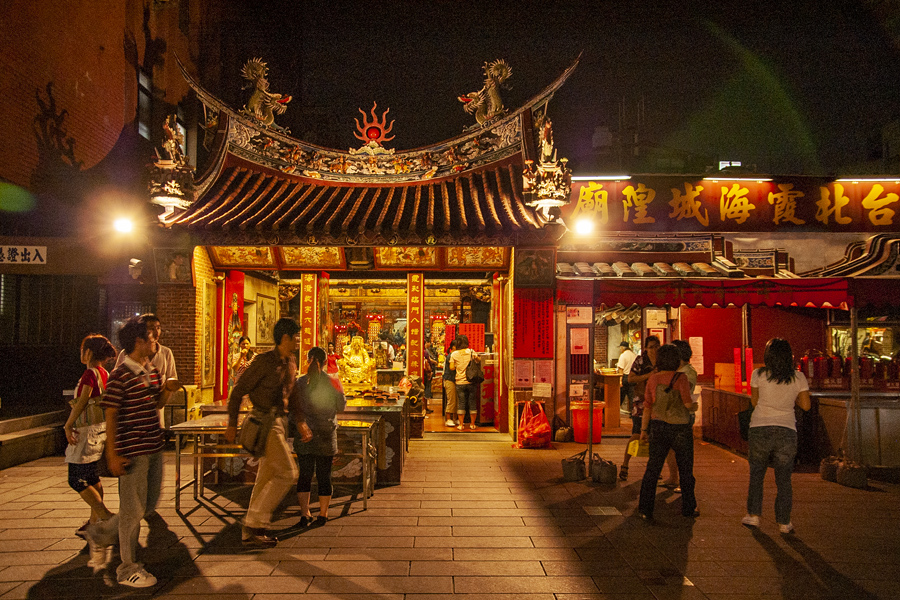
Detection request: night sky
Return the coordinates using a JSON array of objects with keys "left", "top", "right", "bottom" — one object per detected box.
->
[{"left": 225, "top": 1, "right": 900, "bottom": 176}]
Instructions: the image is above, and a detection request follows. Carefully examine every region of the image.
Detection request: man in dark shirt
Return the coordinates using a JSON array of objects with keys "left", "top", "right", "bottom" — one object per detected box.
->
[{"left": 224, "top": 318, "right": 312, "bottom": 548}]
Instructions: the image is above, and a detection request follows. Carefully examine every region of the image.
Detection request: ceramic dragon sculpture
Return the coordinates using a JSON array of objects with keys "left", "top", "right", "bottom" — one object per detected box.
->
[
  {"left": 240, "top": 58, "right": 292, "bottom": 128},
  {"left": 458, "top": 59, "right": 512, "bottom": 126}
]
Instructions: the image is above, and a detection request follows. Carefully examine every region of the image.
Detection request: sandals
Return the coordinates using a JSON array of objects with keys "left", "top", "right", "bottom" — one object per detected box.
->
[{"left": 619, "top": 466, "right": 628, "bottom": 481}]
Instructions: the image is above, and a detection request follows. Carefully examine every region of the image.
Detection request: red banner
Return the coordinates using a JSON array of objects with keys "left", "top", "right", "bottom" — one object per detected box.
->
[
  {"left": 458, "top": 323, "right": 485, "bottom": 352},
  {"left": 299, "top": 273, "right": 317, "bottom": 361},
  {"left": 406, "top": 273, "right": 424, "bottom": 378},
  {"left": 513, "top": 288, "right": 554, "bottom": 358},
  {"left": 566, "top": 177, "right": 900, "bottom": 233},
  {"left": 221, "top": 271, "right": 244, "bottom": 400}
]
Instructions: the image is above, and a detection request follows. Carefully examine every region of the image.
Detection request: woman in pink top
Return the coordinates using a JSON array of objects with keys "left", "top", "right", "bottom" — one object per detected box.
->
[{"left": 637, "top": 344, "right": 699, "bottom": 521}]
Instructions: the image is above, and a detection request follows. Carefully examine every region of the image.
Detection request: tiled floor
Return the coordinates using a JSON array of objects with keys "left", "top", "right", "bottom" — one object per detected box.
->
[{"left": 0, "top": 436, "right": 898, "bottom": 598}]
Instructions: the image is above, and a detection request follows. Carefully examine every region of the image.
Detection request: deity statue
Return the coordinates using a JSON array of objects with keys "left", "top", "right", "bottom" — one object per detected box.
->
[{"left": 337, "top": 335, "right": 376, "bottom": 391}]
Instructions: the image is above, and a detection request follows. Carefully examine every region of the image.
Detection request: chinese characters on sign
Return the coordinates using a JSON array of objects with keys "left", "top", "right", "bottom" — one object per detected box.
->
[
  {"left": 0, "top": 246, "right": 47, "bottom": 264},
  {"left": 458, "top": 323, "right": 485, "bottom": 353},
  {"left": 406, "top": 273, "right": 424, "bottom": 378},
  {"left": 565, "top": 178, "right": 900, "bottom": 232},
  {"left": 513, "top": 288, "right": 554, "bottom": 359},
  {"left": 299, "top": 273, "right": 318, "bottom": 363}
]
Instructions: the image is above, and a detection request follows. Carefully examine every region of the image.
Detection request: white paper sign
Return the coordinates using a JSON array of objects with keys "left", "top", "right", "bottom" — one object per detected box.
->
[
  {"left": 566, "top": 306, "right": 593, "bottom": 324},
  {"left": 570, "top": 384, "right": 583, "bottom": 396},
  {"left": 533, "top": 383, "right": 552, "bottom": 397},
  {"left": 570, "top": 328, "right": 590, "bottom": 354},
  {"left": 514, "top": 360, "right": 533, "bottom": 387},
  {"left": 533, "top": 360, "right": 553, "bottom": 383}
]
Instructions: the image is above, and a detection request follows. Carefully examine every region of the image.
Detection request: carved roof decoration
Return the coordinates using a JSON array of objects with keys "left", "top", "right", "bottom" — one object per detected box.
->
[{"left": 164, "top": 55, "right": 580, "bottom": 246}]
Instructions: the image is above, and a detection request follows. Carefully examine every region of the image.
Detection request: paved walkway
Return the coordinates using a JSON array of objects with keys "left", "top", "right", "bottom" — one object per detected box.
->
[{"left": 1, "top": 435, "right": 898, "bottom": 599}]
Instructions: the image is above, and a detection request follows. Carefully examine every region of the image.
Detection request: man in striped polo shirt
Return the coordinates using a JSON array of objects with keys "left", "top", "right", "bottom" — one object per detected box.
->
[{"left": 88, "top": 316, "right": 176, "bottom": 588}]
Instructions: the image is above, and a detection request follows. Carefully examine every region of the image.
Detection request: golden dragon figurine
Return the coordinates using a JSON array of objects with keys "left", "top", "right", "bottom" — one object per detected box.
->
[
  {"left": 458, "top": 59, "right": 512, "bottom": 126},
  {"left": 240, "top": 58, "right": 292, "bottom": 128}
]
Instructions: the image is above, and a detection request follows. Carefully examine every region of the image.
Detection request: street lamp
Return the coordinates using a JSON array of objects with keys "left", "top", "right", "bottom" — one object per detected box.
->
[{"left": 113, "top": 217, "right": 134, "bottom": 233}]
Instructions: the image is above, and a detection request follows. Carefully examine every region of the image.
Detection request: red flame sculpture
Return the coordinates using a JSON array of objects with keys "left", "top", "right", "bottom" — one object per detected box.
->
[{"left": 354, "top": 102, "right": 395, "bottom": 145}]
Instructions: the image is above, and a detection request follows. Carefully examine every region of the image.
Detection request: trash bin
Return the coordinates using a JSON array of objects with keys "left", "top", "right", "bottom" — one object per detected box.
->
[{"left": 571, "top": 401, "right": 603, "bottom": 443}]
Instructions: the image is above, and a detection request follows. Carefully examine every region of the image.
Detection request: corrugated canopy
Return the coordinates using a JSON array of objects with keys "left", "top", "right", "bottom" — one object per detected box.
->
[{"left": 557, "top": 277, "right": 850, "bottom": 309}]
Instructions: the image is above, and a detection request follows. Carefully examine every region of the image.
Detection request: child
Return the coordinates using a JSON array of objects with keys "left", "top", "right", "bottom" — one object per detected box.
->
[{"left": 63, "top": 334, "right": 117, "bottom": 570}]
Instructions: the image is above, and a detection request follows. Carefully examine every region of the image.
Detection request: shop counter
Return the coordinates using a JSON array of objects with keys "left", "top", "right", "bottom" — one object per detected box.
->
[
  {"left": 340, "top": 396, "right": 408, "bottom": 486},
  {"left": 168, "top": 413, "right": 376, "bottom": 512}
]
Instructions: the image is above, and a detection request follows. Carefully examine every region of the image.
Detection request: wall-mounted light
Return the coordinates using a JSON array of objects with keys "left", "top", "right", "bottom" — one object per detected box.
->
[
  {"left": 574, "top": 217, "right": 595, "bottom": 236},
  {"left": 114, "top": 217, "right": 135, "bottom": 233},
  {"left": 835, "top": 178, "right": 900, "bottom": 183},
  {"left": 572, "top": 175, "right": 631, "bottom": 181},
  {"left": 702, "top": 177, "right": 772, "bottom": 183}
]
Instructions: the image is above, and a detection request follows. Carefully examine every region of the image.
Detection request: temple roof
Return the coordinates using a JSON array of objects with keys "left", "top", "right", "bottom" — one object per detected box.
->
[{"left": 160, "top": 56, "right": 580, "bottom": 246}]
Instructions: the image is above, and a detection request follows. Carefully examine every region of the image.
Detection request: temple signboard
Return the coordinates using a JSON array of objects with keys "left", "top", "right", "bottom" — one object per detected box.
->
[{"left": 565, "top": 177, "right": 900, "bottom": 233}]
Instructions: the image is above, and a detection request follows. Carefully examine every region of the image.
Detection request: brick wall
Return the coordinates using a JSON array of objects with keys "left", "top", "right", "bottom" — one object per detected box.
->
[
  {"left": 595, "top": 323, "right": 609, "bottom": 367},
  {"left": 155, "top": 246, "right": 215, "bottom": 387}
]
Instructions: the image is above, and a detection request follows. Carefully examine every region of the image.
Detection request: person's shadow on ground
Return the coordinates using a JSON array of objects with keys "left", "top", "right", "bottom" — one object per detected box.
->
[{"left": 752, "top": 528, "right": 878, "bottom": 599}]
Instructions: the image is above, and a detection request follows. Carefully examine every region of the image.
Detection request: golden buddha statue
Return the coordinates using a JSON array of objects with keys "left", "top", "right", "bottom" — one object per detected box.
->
[{"left": 338, "top": 335, "right": 376, "bottom": 391}]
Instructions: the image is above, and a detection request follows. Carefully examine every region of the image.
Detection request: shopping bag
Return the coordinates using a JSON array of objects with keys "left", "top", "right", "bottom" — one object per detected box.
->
[
  {"left": 517, "top": 401, "right": 552, "bottom": 449},
  {"left": 626, "top": 439, "right": 649, "bottom": 457}
]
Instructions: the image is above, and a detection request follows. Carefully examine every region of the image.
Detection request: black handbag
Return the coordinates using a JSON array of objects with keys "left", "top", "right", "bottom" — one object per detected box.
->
[
  {"left": 465, "top": 351, "right": 485, "bottom": 384},
  {"left": 737, "top": 405, "right": 754, "bottom": 441},
  {"left": 239, "top": 407, "right": 276, "bottom": 457}
]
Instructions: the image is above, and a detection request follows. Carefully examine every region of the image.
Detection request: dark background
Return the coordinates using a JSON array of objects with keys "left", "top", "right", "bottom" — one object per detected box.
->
[{"left": 208, "top": 0, "right": 900, "bottom": 176}]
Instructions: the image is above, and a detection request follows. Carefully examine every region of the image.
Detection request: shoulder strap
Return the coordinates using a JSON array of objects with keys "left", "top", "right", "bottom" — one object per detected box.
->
[{"left": 664, "top": 371, "right": 682, "bottom": 393}]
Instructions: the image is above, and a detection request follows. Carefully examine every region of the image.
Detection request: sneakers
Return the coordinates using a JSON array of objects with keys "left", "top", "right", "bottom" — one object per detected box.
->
[
  {"left": 469, "top": 423, "right": 477, "bottom": 430},
  {"left": 445, "top": 419, "right": 456, "bottom": 427},
  {"left": 87, "top": 540, "right": 108, "bottom": 573},
  {"left": 779, "top": 522, "right": 795, "bottom": 534},
  {"left": 457, "top": 424, "right": 464, "bottom": 430},
  {"left": 118, "top": 567, "right": 157, "bottom": 588},
  {"left": 741, "top": 514, "right": 760, "bottom": 527}
]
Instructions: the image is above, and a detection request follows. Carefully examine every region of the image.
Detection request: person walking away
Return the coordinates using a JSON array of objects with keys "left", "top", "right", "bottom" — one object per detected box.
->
[
  {"left": 87, "top": 317, "right": 178, "bottom": 587},
  {"left": 64, "top": 334, "right": 117, "bottom": 570},
  {"left": 450, "top": 335, "right": 479, "bottom": 430},
  {"left": 294, "top": 346, "right": 347, "bottom": 525},
  {"left": 742, "top": 338, "right": 811, "bottom": 534},
  {"left": 619, "top": 336, "right": 660, "bottom": 480},
  {"left": 224, "top": 318, "right": 312, "bottom": 548},
  {"left": 637, "top": 343, "right": 699, "bottom": 521},
  {"left": 114, "top": 313, "right": 178, "bottom": 428},
  {"left": 660, "top": 340, "right": 700, "bottom": 490},
  {"left": 443, "top": 339, "right": 459, "bottom": 427},
  {"left": 616, "top": 340, "right": 637, "bottom": 409}
]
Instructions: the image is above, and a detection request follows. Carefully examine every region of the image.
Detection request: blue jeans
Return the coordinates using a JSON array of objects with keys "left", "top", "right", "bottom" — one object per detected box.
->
[
  {"left": 747, "top": 426, "right": 797, "bottom": 525},
  {"left": 456, "top": 383, "right": 478, "bottom": 417},
  {"left": 638, "top": 421, "right": 696, "bottom": 517}
]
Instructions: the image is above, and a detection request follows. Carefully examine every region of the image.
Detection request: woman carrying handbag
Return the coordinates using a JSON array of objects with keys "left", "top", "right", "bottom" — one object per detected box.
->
[{"left": 294, "top": 346, "right": 347, "bottom": 525}]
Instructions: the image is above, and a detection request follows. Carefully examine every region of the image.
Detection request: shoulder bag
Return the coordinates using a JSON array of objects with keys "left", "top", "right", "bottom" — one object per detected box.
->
[
  {"left": 737, "top": 404, "right": 754, "bottom": 441},
  {"left": 239, "top": 407, "right": 276, "bottom": 457},
  {"left": 465, "top": 350, "right": 485, "bottom": 385}
]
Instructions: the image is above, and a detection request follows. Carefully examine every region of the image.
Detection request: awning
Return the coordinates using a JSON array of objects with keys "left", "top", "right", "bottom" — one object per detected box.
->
[{"left": 557, "top": 277, "right": 850, "bottom": 309}]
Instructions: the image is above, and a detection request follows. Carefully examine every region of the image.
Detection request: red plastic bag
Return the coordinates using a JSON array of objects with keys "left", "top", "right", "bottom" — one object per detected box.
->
[{"left": 517, "top": 401, "right": 552, "bottom": 449}]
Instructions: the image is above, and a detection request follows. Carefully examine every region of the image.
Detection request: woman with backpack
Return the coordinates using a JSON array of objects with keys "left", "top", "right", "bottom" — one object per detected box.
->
[{"left": 637, "top": 343, "right": 699, "bottom": 521}]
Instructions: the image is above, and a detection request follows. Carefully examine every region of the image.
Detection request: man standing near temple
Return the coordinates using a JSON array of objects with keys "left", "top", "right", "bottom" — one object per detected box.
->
[
  {"left": 114, "top": 313, "right": 178, "bottom": 428},
  {"left": 224, "top": 317, "right": 312, "bottom": 548}
]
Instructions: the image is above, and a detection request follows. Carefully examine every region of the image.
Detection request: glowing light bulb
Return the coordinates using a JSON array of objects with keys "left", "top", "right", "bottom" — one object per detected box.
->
[
  {"left": 574, "top": 218, "right": 595, "bottom": 236},
  {"left": 114, "top": 218, "right": 134, "bottom": 233}
]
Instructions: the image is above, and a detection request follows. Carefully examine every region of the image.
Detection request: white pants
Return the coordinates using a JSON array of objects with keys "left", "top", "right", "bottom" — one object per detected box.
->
[{"left": 244, "top": 417, "right": 298, "bottom": 530}]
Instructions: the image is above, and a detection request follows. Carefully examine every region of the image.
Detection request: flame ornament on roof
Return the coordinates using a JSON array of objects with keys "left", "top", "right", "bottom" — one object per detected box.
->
[{"left": 354, "top": 102, "right": 395, "bottom": 146}]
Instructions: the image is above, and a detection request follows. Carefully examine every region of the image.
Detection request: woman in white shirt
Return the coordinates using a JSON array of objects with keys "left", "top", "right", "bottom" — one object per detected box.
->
[
  {"left": 742, "top": 338, "right": 811, "bottom": 534},
  {"left": 449, "top": 335, "right": 479, "bottom": 430}
]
